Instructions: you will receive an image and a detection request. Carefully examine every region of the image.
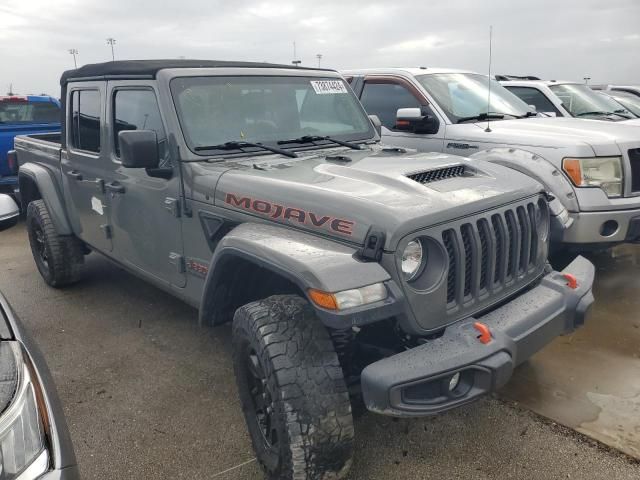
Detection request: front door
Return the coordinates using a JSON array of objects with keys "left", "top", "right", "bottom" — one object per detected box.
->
[
  {"left": 61, "top": 84, "right": 113, "bottom": 252},
  {"left": 358, "top": 76, "right": 446, "bottom": 152},
  {"left": 104, "top": 82, "right": 185, "bottom": 287}
]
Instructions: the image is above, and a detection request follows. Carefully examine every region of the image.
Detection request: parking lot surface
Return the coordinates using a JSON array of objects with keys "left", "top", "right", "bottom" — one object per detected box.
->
[{"left": 1, "top": 223, "right": 639, "bottom": 479}]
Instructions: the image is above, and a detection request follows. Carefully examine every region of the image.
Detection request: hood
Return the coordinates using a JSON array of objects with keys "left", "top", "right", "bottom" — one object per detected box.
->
[
  {"left": 212, "top": 147, "right": 543, "bottom": 250},
  {"left": 452, "top": 116, "right": 640, "bottom": 150},
  {"left": 623, "top": 118, "right": 640, "bottom": 126}
]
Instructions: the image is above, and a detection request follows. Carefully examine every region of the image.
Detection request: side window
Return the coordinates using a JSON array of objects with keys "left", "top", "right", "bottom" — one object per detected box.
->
[
  {"left": 360, "top": 82, "right": 421, "bottom": 129},
  {"left": 505, "top": 86, "right": 561, "bottom": 115},
  {"left": 113, "top": 89, "right": 169, "bottom": 166},
  {"left": 70, "top": 90, "right": 101, "bottom": 153}
]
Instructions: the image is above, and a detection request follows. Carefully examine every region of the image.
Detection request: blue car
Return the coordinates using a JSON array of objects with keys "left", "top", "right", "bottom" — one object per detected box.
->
[{"left": 0, "top": 95, "right": 61, "bottom": 199}]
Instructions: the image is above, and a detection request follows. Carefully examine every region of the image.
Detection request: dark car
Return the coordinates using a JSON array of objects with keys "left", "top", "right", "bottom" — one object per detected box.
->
[{"left": 0, "top": 291, "right": 79, "bottom": 479}]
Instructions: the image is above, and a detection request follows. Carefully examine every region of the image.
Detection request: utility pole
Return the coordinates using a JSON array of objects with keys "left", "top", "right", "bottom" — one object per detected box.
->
[
  {"left": 583, "top": 76, "right": 591, "bottom": 85},
  {"left": 316, "top": 54, "right": 323, "bottom": 68},
  {"left": 106, "top": 38, "right": 116, "bottom": 61},
  {"left": 68, "top": 48, "right": 78, "bottom": 68},
  {"left": 292, "top": 41, "right": 301, "bottom": 67}
]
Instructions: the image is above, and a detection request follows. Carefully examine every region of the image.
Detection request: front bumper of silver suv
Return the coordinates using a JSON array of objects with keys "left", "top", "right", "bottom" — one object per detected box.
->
[{"left": 360, "top": 255, "right": 594, "bottom": 417}]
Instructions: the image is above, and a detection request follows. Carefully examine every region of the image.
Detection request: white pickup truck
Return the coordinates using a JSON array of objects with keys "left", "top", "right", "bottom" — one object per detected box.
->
[
  {"left": 343, "top": 68, "right": 640, "bottom": 249},
  {"left": 498, "top": 77, "right": 640, "bottom": 125}
]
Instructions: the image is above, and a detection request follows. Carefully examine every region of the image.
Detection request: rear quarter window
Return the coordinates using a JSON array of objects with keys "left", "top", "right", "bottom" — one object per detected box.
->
[{"left": 0, "top": 101, "right": 60, "bottom": 124}]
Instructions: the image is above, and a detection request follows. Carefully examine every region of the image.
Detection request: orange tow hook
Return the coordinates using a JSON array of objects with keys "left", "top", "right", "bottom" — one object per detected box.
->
[
  {"left": 473, "top": 322, "right": 492, "bottom": 344},
  {"left": 562, "top": 273, "right": 578, "bottom": 289}
]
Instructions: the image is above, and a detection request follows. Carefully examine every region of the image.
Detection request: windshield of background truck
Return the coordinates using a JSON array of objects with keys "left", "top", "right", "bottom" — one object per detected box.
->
[
  {"left": 550, "top": 83, "right": 631, "bottom": 117},
  {"left": 608, "top": 92, "right": 640, "bottom": 117},
  {"left": 170, "top": 76, "right": 374, "bottom": 153},
  {"left": 416, "top": 73, "right": 531, "bottom": 122},
  {"left": 0, "top": 100, "right": 60, "bottom": 124}
]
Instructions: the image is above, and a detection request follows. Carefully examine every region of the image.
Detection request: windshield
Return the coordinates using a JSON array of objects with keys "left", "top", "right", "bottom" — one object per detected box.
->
[
  {"left": 415, "top": 73, "right": 531, "bottom": 122},
  {"left": 0, "top": 101, "right": 60, "bottom": 124},
  {"left": 549, "top": 84, "right": 631, "bottom": 118},
  {"left": 170, "top": 76, "right": 374, "bottom": 154},
  {"left": 607, "top": 92, "right": 640, "bottom": 117}
]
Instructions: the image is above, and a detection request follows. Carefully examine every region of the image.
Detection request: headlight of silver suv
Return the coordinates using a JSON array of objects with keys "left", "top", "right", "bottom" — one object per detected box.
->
[
  {"left": 401, "top": 240, "right": 424, "bottom": 281},
  {"left": 0, "top": 343, "right": 49, "bottom": 480},
  {"left": 562, "top": 156, "right": 623, "bottom": 198}
]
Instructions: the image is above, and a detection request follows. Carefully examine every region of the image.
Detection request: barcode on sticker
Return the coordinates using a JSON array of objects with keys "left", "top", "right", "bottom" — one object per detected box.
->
[{"left": 310, "top": 80, "right": 348, "bottom": 95}]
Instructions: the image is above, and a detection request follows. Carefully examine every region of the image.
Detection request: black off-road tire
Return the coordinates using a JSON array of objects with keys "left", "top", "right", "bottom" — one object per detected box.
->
[
  {"left": 232, "top": 295, "right": 354, "bottom": 480},
  {"left": 26, "top": 200, "right": 84, "bottom": 287}
]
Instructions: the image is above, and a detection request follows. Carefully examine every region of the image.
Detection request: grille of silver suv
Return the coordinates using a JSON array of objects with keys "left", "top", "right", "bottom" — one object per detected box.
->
[{"left": 442, "top": 200, "right": 544, "bottom": 306}]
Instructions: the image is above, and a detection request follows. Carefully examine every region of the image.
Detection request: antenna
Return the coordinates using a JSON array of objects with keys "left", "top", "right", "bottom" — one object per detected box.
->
[{"left": 485, "top": 25, "right": 493, "bottom": 133}]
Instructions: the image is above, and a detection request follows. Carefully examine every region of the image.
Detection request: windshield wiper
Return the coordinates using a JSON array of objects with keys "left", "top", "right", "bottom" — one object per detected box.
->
[
  {"left": 576, "top": 111, "right": 612, "bottom": 117},
  {"left": 193, "top": 141, "right": 297, "bottom": 158},
  {"left": 277, "top": 135, "right": 362, "bottom": 150},
  {"left": 613, "top": 109, "right": 633, "bottom": 119},
  {"left": 456, "top": 113, "right": 505, "bottom": 123}
]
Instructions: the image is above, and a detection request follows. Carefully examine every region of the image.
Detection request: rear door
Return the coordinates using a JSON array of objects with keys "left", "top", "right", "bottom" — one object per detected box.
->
[
  {"left": 60, "top": 84, "right": 113, "bottom": 252},
  {"left": 357, "top": 76, "right": 446, "bottom": 152},
  {"left": 103, "top": 81, "right": 185, "bottom": 287}
]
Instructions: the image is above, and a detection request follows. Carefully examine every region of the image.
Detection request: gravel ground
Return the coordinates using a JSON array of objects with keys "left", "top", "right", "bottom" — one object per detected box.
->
[{"left": 0, "top": 223, "right": 638, "bottom": 479}]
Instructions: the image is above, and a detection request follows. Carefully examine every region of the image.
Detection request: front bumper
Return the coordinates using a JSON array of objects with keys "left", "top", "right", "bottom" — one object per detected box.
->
[
  {"left": 560, "top": 208, "right": 640, "bottom": 244},
  {"left": 361, "top": 256, "right": 595, "bottom": 417}
]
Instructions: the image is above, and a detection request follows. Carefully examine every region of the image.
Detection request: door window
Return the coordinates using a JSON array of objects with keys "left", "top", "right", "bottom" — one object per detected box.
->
[
  {"left": 504, "top": 86, "right": 561, "bottom": 115},
  {"left": 360, "top": 82, "right": 421, "bottom": 129},
  {"left": 70, "top": 90, "right": 101, "bottom": 153},
  {"left": 113, "top": 89, "right": 169, "bottom": 166}
]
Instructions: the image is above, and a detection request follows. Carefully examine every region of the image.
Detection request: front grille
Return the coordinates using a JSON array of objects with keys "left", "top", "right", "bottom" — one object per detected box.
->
[
  {"left": 442, "top": 200, "right": 544, "bottom": 307},
  {"left": 630, "top": 149, "right": 640, "bottom": 192},
  {"left": 407, "top": 165, "right": 465, "bottom": 184}
]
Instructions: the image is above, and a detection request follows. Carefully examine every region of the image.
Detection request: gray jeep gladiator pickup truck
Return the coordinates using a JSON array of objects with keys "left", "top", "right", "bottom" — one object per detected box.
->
[{"left": 15, "top": 60, "right": 595, "bottom": 480}]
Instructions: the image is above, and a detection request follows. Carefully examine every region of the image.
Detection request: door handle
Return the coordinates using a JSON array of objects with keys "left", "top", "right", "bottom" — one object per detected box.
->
[
  {"left": 67, "top": 170, "right": 83, "bottom": 181},
  {"left": 105, "top": 181, "right": 125, "bottom": 194}
]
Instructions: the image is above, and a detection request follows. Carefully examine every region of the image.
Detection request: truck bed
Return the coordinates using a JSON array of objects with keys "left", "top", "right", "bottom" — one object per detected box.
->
[{"left": 14, "top": 133, "right": 64, "bottom": 189}]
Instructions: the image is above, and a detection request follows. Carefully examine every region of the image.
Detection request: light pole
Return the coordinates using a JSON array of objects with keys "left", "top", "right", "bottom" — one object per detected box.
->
[
  {"left": 292, "top": 41, "right": 301, "bottom": 67},
  {"left": 106, "top": 38, "right": 116, "bottom": 61},
  {"left": 68, "top": 49, "right": 78, "bottom": 68},
  {"left": 316, "top": 54, "right": 323, "bottom": 68},
  {"left": 583, "top": 76, "right": 591, "bottom": 85}
]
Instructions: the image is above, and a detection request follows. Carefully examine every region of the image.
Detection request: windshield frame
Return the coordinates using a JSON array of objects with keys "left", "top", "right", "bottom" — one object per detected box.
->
[
  {"left": 548, "top": 83, "right": 632, "bottom": 118},
  {"left": 169, "top": 74, "right": 376, "bottom": 158},
  {"left": 415, "top": 72, "right": 532, "bottom": 123}
]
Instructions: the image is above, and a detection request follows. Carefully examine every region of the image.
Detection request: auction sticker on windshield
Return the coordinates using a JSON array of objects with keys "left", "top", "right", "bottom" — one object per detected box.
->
[{"left": 310, "top": 80, "right": 348, "bottom": 95}]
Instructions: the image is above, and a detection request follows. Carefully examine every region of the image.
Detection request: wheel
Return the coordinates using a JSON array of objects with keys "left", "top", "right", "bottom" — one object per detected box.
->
[
  {"left": 26, "top": 200, "right": 84, "bottom": 287},
  {"left": 232, "top": 295, "right": 354, "bottom": 480}
]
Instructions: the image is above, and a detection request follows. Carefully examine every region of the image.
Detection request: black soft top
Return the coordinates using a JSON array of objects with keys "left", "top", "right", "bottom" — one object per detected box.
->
[{"left": 60, "top": 59, "right": 330, "bottom": 85}]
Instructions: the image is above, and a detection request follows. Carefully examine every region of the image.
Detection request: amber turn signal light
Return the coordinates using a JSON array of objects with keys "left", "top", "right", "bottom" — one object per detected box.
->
[
  {"left": 562, "top": 158, "right": 582, "bottom": 186},
  {"left": 308, "top": 289, "right": 338, "bottom": 310}
]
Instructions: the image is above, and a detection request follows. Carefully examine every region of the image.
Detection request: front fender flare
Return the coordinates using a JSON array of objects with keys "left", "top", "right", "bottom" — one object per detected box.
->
[
  {"left": 198, "top": 223, "right": 394, "bottom": 327},
  {"left": 19, "top": 164, "right": 72, "bottom": 235},
  {"left": 470, "top": 147, "right": 578, "bottom": 212}
]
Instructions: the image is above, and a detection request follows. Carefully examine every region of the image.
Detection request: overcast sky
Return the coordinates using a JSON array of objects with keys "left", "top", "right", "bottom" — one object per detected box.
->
[{"left": 1, "top": 0, "right": 638, "bottom": 96}]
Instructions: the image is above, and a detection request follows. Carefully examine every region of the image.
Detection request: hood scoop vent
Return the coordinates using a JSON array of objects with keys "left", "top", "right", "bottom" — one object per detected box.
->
[{"left": 406, "top": 165, "right": 466, "bottom": 184}]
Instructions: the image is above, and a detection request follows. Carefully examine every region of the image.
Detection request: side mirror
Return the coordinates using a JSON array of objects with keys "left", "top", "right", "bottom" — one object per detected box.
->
[
  {"left": 118, "top": 130, "right": 160, "bottom": 169},
  {"left": 395, "top": 106, "right": 440, "bottom": 134},
  {"left": 368, "top": 114, "right": 382, "bottom": 137},
  {"left": 528, "top": 105, "right": 537, "bottom": 111}
]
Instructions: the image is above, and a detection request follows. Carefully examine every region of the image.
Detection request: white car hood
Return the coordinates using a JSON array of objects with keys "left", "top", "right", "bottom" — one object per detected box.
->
[{"left": 454, "top": 117, "right": 640, "bottom": 149}]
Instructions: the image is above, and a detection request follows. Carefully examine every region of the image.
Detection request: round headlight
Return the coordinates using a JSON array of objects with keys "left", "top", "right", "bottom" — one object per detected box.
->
[{"left": 402, "top": 240, "right": 424, "bottom": 281}]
